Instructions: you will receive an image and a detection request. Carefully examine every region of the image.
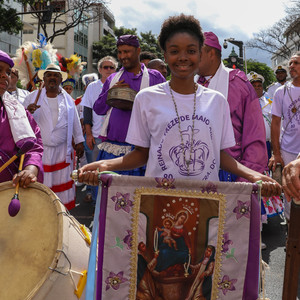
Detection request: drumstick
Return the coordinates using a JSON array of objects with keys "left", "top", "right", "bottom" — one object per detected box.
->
[
  {"left": 0, "top": 140, "right": 35, "bottom": 175},
  {"left": 8, "top": 154, "right": 25, "bottom": 217},
  {"left": 34, "top": 81, "right": 44, "bottom": 105}
]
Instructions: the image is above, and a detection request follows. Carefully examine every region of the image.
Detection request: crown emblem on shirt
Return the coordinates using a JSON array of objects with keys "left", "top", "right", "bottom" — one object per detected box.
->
[{"left": 169, "top": 126, "right": 209, "bottom": 176}]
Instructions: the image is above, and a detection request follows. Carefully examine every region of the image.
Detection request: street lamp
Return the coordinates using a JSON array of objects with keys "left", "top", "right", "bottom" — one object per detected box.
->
[
  {"left": 223, "top": 37, "right": 246, "bottom": 72},
  {"left": 223, "top": 38, "right": 243, "bottom": 59}
]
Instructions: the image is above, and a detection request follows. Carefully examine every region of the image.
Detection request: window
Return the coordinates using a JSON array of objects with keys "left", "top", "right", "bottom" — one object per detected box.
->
[{"left": 23, "top": 29, "right": 34, "bottom": 34}]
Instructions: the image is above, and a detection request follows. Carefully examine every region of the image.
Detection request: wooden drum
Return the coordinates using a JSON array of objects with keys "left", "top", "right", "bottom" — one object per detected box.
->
[
  {"left": 106, "top": 87, "right": 137, "bottom": 110},
  {"left": 0, "top": 181, "right": 90, "bottom": 300}
]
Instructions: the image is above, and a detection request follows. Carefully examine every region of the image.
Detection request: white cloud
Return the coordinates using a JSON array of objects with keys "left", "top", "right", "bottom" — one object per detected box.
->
[{"left": 106, "top": 0, "right": 292, "bottom": 65}]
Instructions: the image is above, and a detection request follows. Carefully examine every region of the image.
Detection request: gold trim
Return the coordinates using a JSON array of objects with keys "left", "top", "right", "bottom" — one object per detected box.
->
[{"left": 128, "top": 187, "right": 227, "bottom": 300}]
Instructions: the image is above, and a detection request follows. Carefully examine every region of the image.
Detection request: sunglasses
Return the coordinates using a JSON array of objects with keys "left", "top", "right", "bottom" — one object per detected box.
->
[{"left": 102, "top": 66, "right": 115, "bottom": 70}]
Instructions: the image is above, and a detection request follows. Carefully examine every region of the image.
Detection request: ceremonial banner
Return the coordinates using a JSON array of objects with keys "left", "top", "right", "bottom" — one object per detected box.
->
[{"left": 95, "top": 175, "right": 260, "bottom": 300}]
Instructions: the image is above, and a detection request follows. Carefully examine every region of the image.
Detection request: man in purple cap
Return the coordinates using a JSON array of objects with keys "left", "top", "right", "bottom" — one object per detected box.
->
[
  {"left": 93, "top": 34, "right": 165, "bottom": 176},
  {"left": 0, "top": 50, "right": 43, "bottom": 187},
  {"left": 197, "top": 32, "right": 268, "bottom": 182}
]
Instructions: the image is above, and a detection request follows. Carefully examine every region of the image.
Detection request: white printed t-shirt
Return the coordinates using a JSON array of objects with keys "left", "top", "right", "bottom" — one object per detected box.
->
[
  {"left": 81, "top": 79, "right": 105, "bottom": 138},
  {"left": 126, "top": 82, "right": 235, "bottom": 181},
  {"left": 272, "top": 82, "right": 300, "bottom": 154}
]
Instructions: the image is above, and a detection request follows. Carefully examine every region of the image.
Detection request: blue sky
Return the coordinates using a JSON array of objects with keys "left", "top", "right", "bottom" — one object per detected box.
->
[{"left": 107, "top": 0, "right": 291, "bottom": 67}]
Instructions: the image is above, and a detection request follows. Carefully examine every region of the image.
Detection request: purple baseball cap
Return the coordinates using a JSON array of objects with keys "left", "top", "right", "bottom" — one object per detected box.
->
[
  {"left": 117, "top": 35, "right": 140, "bottom": 48},
  {"left": 204, "top": 32, "right": 222, "bottom": 52},
  {"left": 0, "top": 50, "right": 14, "bottom": 68}
]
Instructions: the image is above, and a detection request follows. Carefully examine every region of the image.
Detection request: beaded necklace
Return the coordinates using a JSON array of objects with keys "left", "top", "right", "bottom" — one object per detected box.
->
[{"left": 169, "top": 82, "right": 197, "bottom": 176}]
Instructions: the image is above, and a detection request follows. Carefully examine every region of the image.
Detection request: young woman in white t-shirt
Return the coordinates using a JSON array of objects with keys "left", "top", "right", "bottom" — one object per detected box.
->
[{"left": 78, "top": 14, "right": 281, "bottom": 197}]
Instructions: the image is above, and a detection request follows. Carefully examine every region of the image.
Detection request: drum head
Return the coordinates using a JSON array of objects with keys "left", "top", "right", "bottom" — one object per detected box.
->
[
  {"left": 106, "top": 87, "right": 137, "bottom": 111},
  {"left": 0, "top": 182, "right": 63, "bottom": 300}
]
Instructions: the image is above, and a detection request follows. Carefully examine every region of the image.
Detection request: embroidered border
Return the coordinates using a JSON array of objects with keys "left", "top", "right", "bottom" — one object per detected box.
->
[{"left": 97, "top": 141, "right": 132, "bottom": 156}]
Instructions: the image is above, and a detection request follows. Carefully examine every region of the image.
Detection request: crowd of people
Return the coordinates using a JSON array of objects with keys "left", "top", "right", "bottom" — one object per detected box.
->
[{"left": 1, "top": 14, "right": 300, "bottom": 251}]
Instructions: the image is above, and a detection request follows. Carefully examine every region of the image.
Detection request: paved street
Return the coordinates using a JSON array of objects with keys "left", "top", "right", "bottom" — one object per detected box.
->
[
  {"left": 72, "top": 184, "right": 95, "bottom": 230},
  {"left": 71, "top": 184, "right": 299, "bottom": 300}
]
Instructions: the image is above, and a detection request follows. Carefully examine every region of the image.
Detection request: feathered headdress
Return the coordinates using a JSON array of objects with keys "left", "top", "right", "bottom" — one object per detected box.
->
[
  {"left": 57, "top": 53, "right": 86, "bottom": 82},
  {"left": 13, "top": 34, "right": 58, "bottom": 90}
]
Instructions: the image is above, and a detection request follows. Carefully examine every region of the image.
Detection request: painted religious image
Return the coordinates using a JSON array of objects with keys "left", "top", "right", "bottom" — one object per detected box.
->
[{"left": 135, "top": 194, "right": 220, "bottom": 300}]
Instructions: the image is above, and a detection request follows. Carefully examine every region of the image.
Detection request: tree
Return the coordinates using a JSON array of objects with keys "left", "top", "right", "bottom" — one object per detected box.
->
[
  {"left": 140, "top": 31, "right": 163, "bottom": 59},
  {"left": 246, "top": 0, "right": 300, "bottom": 60},
  {"left": 25, "top": 0, "right": 108, "bottom": 43},
  {"left": 246, "top": 59, "right": 276, "bottom": 89},
  {"left": 93, "top": 34, "right": 118, "bottom": 61},
  {"left": 0, "top": 0, "right": 33, "bottom": 34},
  {"left": 93, "top": 27, "right": 163, "bottom": 63}
]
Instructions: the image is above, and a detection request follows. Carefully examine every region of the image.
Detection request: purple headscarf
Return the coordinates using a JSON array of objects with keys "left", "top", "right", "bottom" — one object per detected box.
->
[
  {"left": 0, "top": 50, "right": 14, "bottom": 68},
  {"left": 117, "top": 35, "right": 140, "bottom": 48}
]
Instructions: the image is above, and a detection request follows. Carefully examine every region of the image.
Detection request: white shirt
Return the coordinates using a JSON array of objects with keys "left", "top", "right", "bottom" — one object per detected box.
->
[
  {"left": 47, "top": 96, "right": 59, "bottom": 127},
  {"left": 267, "top": 82, "right": 283, "bottom": 99},
  {"left": 259, "top": 94, "right": 272, "bottom": 141},
  {"left": 126, "top": 82, "right": 235, "bottom": 181},
  {"left": 81, "top": 79, "right": 105, "bottom": 138},
  {"left": 272, "top": 82, "right": 300, "bottom": 154}
]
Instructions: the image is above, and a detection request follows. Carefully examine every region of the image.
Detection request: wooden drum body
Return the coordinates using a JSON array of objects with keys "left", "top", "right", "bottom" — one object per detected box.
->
[
  {"left": 0, "top": 182, "right": 90, "bottom": 300},
  {"left": 106, "top": 87, "right": 137, "bottom": 111}
]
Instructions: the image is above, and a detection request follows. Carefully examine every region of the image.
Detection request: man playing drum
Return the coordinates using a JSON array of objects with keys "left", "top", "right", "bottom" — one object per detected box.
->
[
  {"left": 93, "top": 34, "right": 165, "bottom": 176},
  {"left": 0, "top": 50, "right": 43, "bottom": 187}
]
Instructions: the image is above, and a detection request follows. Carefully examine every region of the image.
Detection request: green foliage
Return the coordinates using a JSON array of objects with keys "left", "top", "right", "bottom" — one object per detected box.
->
[
  {"left": 114, "top": 26, "right": 137, "bottom": 37},
  {"left": 93, "top": 34, "right": 118, "bottom": 61},
  {"left": 139, "top": 31, "right": 163, "bottom": 59},
  {"left": 0, "top": 0, "right": 39, "bottom": 34},
  {"left": 93, "top": 26, "right": 164, "bottom": 64},
  {"left": 0, "top": 1, "right": 23, "bottom": 34},
  {"left": 245, "top": 59, "right": 276, "bottom": 89}
]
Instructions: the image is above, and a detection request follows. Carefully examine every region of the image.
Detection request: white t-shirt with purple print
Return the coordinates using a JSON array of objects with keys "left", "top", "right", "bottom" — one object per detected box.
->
[{"left": 126, "top": 82, "right": 235, "bottom": 181}]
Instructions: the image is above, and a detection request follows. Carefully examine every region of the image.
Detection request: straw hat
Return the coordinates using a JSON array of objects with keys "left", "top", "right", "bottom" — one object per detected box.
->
[{"left": 38, "top": 63, "right": 68, "bottom": 81}]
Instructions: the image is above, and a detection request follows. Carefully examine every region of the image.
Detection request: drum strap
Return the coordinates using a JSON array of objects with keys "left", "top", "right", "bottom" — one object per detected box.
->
[{"left": 100, "top": 66, "right": 150, "bottom": 138}]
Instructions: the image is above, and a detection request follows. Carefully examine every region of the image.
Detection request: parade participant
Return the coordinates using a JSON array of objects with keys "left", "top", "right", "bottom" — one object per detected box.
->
[
  {"left": 269, "top": 52, "right": 300, "bottom": 222},
  {"left": 140, "top": 51, "right": 157, "bottom": 67},
  {"left": 23, "top": 63, "right": 84, "bottom": 209},
  {"left": 267, "top": 65, "right": 288, "bottom": 99},
  {"left": 78, "top": 14, "right": 281, "bottom": 200},
  {"left": 7, "top": 68, "right": 30, "bottom": 105},
  {"left": 148, "top": 58, "right": 168, "bottom": 78},
  {"left": 62, "top": 77, "right": 83, "bottom": 118},
  {"left": 282, "top": 154, "right": 300, "bottom": 203},
  {"left": 0, "top": 50, "right": 43, "bottom": 187},
  {"left": 93, "top": 34, "right": 165, "bottom": 176},
  {"left": 248, "top": 71, "right": 284, "bottom": 227},
  {"left": 248, "top": 72, "right": 273, "bottom": 159},
  {"left": 81, "top": 56, "right": 117, "bottom": 203},
  {"left": 62, "top": 78, "right": 76, "bottom": 96},
  {"left": 197, "top": 31, "right": 268, "bottom": 182}
]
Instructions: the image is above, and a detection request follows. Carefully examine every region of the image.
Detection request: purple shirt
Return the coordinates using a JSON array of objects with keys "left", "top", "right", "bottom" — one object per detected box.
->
[
  {"left": 225, "top": 69, "right": 268, "bottom": 180},
  {"left": 93, "top": 64, "right": 165, "bottom": 142},
  {"left": 198, "top": 69, "right": 268, "bottom": 181},
  {"left": 0, "top": 98, "right": 44, "bottom": 183}
]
